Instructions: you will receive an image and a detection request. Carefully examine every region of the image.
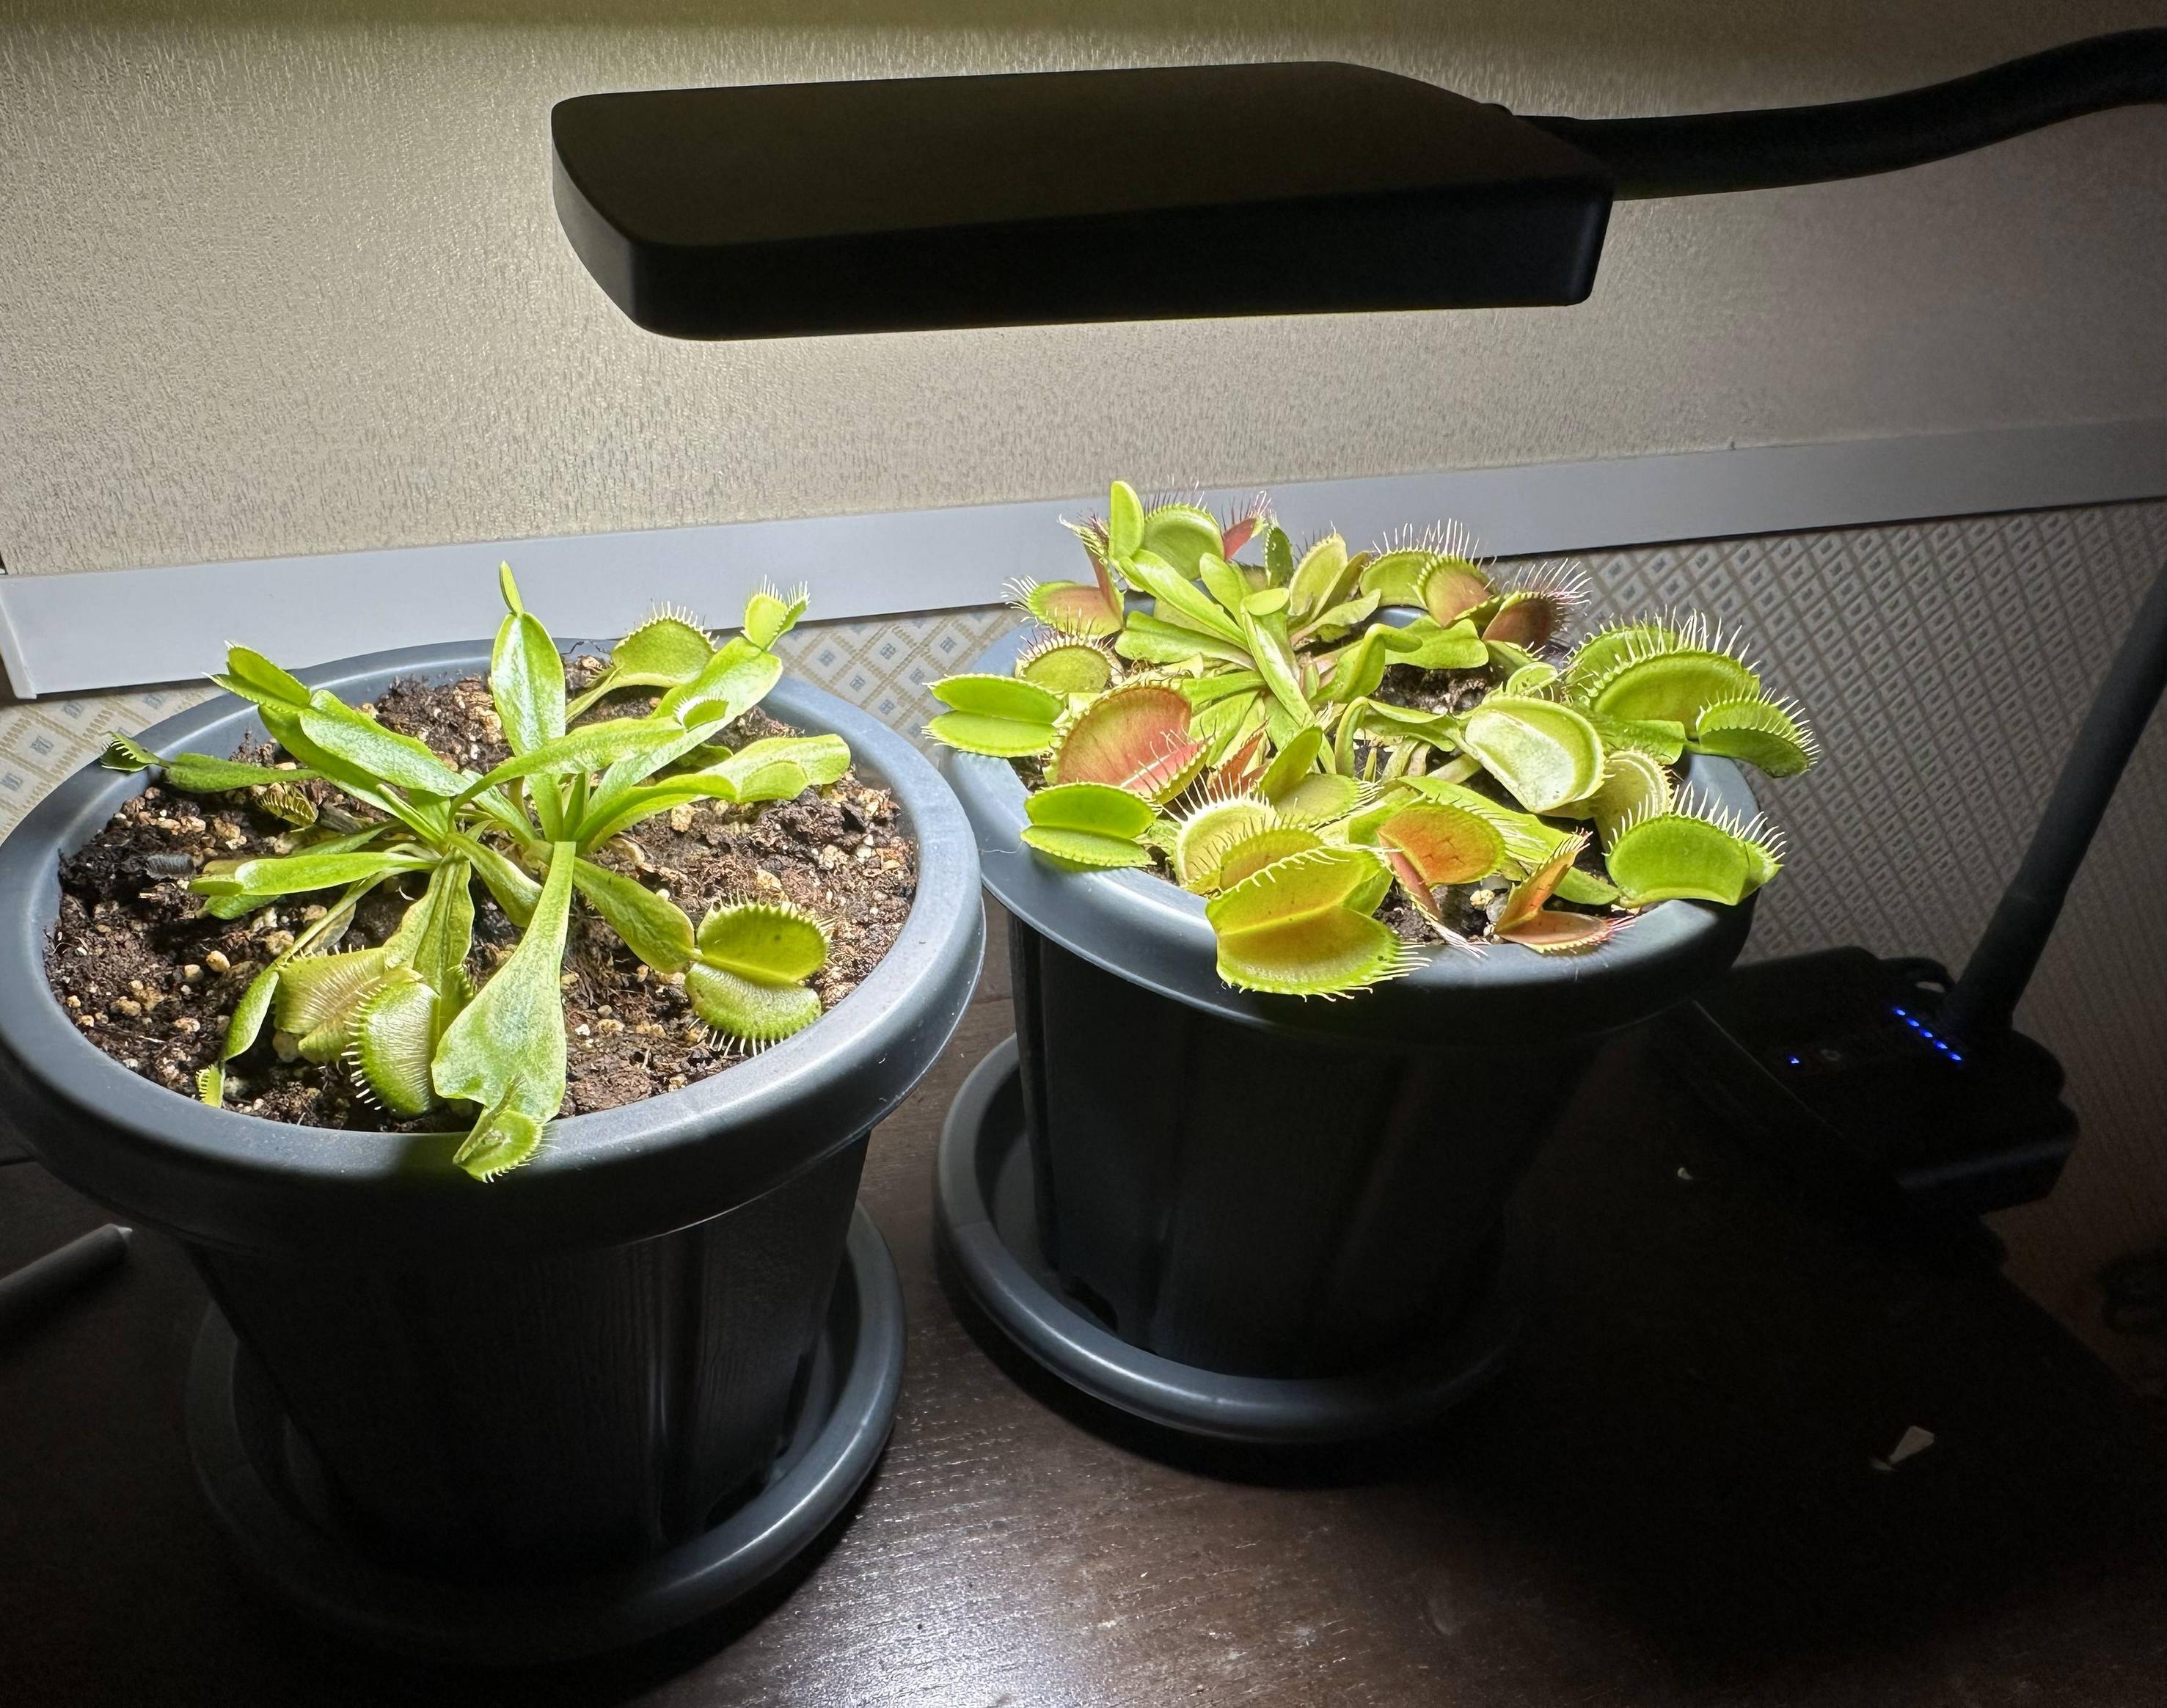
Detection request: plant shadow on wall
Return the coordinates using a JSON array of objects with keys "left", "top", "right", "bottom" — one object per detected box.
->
[{"left": 929, "top": 480, "right": 1813, "bottom": 993}]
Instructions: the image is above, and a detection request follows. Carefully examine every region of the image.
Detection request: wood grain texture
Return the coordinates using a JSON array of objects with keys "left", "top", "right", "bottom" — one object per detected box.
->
[{"left": 1, "top": 919, "right": 2163, "bottom": 1705}]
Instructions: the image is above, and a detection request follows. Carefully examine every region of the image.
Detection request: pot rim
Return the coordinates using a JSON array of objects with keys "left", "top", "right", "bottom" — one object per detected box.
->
[
  {"left": 0, "top": 640, "right": 984, "bottom": 1261},
  {"left": 949, "top": 624, "right": 1756, "bottom": 1044}
]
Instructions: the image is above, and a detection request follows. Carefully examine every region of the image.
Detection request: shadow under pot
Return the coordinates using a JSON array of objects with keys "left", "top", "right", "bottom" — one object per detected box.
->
[
  {"left": 935, "top": 627, "right": 1755, "bottom": 1447},
  {"left": 0, "top": 643, "right": 984, "bottom": 1663}
]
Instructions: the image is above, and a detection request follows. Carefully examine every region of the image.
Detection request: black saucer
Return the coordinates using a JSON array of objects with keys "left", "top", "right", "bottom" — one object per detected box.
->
[
  {"left": 935, "top": 1036, "right": 1516, "bottom": 1445},
  {"left": 185, "top": 1206, "right": 904, "bottom": 1664}
]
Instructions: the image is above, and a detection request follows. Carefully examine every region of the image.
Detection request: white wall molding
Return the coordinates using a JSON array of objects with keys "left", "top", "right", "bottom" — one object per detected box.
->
[{"left": 4, "top": 417, "right": 2163, "bottom": 698}]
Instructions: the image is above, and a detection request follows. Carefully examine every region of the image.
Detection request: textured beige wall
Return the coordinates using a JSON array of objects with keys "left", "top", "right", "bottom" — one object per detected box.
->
[{"left": 3, "top": 1, "right": 2166, "bottom": 577}]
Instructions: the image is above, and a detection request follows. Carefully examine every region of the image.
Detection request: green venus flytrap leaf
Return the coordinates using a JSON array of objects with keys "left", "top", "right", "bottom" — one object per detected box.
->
[
  {"left": 1578, "top": 748, "right": 1676, "bottom": 847},
  {"left": 742, "top": 583, "right": 810, "bottom": 652},
  {"left": 1353, "top": 547, "right": 1436, "bottom": 610},
  {"left": 1604, "top": 797, "right": 1785, "bottom": 908},
  {"left": 1020, "top": 578, "right": 1124, "bottom": 639},
  {"left": 927, "top": 674, "right": 1064, "bottom": 757},
  {"left": 102, "top": 736, "right": 324, "bottom": 796},
  {"left": 566, "top": 608, "right": 717, "bottom": 718},
  {"left": 1205, "top": 846, "right": 1415, "bottom": 997},
  {"left": 1139, "top": 502, "right": 1226, "bottom": 580},
  {"left": 1419, "top": 558, "right": 1496, "bottom": 627},
  {"left": 684, "top": 902, "right": 831, "bottom": 1047},
  {"left": 1687, "top": 696, "right": 1820, "bottom": 777},
  {"left": 348, "top": 974, "right": 440, "bottom": 1117},
  {"left": 1210, "top": 825, "right": 1326, "bottom": 891},
  {"left": 135, "top": 566, "right": 858, "bottom": 1175},
  {"left": 1172, "top": 794, "right": 1280, "bottom": 891},
  {"left": 1048, "top": 682, "right": 1207, "bottom": 802},
  {"left": 918, "top": 478, "right": 1816, "bottom": 999},
  {"left": 1106, "top": 479, "right": 1145, "bottom": 560},
  {"left": 434, "top": 842, "right": 579, "bottom": 1181},
  {"left": 1021, "top": 782, "right": 1158, "bottom": 869},
  {"left": 1016, "top": 632, "right": 1117, "bottom": 694},
  {"left": 1458, "top": 697, "right": 1605, "bottom": 815},
  {"left": 491, "top": 564, "right": 569, "bottom": 759}
]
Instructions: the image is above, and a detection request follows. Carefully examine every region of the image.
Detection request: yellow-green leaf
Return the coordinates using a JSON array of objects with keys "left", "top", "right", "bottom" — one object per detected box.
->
[
  {"left": 1017, "top": 636, "right": 1115, "bottom": 693},
  {"left": 1027, "top": 781, "right": 1157, "bottom": 840},
  {"left": 216, "top": 645, "right": 311, "bottom": 711},
  {"left": 610, "top": 612, "right": 715, "bottom": 686},
  {"left": 684, "top": 964, "right": 823, "bottom": 1045},
  {"left": 1605, "top": 814, "right": 1753, "bottom": 907},
  {"left": 1140, "top": 503, "right": 1224, "bottom": 579},
  {"left": 743, "top": 585, "right": 809, "bottom": 652},
  {"left": 1107, "top": 480, "right": 1145, "bottom": 560},
  {"left": 298, "top": 693, "right": 471, "bottom": 799},
  {"left": 1689, "top": 697, "right": 1819, "bottom": 777},
  {"left": 192, "top": 847, "right": 422, "bottom": 899},
  {"left": 574, "top": 858, "right": 695, "bottom": 973},
  {"left": 1459, "top": 696, "right": 1604, "bottom": 814},
  {"left": 1020, "top": 825, "right": 1156, "bottom": 869},
  {"left": 350, "top": 974, "right": 439, "bottom": 1117},
  {"left": 491, "top": 567, "right": 567, "bottom": 757},
  {"left": 695, "top": 901, "right": 830, "bottom": 984},
  {"left": 1205, "top": 847, "right": 1411, "bottom": 996},
  {"left": 1587, "top": 649, "right": 1760, "bottom": 728},
  {"left": 436, "top": 842, "right": 578, "bottom": 1179}
]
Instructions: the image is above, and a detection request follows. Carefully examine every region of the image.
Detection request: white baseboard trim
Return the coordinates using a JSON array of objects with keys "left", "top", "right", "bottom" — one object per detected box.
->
[{"left": 4, "top": 417, "right": 2162, "bottom": 698}]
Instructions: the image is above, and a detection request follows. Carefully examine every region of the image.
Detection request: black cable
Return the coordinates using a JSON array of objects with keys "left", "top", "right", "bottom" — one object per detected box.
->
[{"left": 1527, "top": 28, "right": 2167, "bottom": 198}]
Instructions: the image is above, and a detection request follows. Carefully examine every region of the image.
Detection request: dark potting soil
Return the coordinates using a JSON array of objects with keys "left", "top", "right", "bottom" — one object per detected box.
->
[{"left": 44, "top": 660, "right": 918, "bottom": 1129}]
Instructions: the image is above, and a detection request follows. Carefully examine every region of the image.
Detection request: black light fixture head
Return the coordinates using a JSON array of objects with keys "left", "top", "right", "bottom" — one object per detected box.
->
[
  {"left": 550, "top": 62, "right": 1613, "bottom": 340},
  {"left": 551, "top": 32, "right": 2163, "bottom": 341}
]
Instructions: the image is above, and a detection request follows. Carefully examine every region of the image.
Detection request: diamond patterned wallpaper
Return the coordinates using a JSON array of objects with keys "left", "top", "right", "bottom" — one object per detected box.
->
[
  {"left": 0, "top": 682, "right": 215, "bottom": 827},
  {"left": 1573, "top": 500, "right": 2167, "bottom": 1388},
  {"left": 767, "top": 607, "right": 1021, "bottom": 750},
  {"left": 2, "top": 500, "right": 2161, "bottom": 1384}
]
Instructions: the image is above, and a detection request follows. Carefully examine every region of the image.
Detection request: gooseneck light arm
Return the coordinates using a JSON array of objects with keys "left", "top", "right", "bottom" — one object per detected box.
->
[{"left": 1526, "top": 27, "right": 2167, "bottom": 198}]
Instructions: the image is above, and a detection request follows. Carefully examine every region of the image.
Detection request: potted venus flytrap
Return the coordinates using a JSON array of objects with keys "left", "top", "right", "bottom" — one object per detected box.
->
[
  {"left": 929, "top": 481, "right": 1814, "bottom": 1443},
  {"left": 0, "top": 572, "right": 982, "bottom": 1660}
]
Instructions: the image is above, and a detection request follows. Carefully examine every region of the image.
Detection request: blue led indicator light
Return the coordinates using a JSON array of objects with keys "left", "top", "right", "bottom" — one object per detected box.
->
[
  {"left": 1893, "top": 1007, "right": 1908, "bottom": 1018},
  {"left": 1788, "top": 1055, "right": 1802, "bottom": 1066}
]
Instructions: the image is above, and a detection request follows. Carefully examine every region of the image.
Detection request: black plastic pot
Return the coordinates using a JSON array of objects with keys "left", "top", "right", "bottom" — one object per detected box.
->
[
  {"left": 0, "top": 642, "right": 983, "bottom": 1658},
  {"left": 935, "top": 628, "right": 1755, "bottom": 1442}
]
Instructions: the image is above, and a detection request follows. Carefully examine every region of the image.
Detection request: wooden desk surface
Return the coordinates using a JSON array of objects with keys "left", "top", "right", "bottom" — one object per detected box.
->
[{"left": 4, "top": 907, "right": 2163, "bottom": 1707}]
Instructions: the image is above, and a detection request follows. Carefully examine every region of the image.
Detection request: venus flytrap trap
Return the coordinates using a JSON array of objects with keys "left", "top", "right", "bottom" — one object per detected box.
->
[
  {"left": 929, "top": 478, "right": 1821, "bottom": 998},
  {"left": 106, "top": 568, "right": 849, "bottom": 1180}
]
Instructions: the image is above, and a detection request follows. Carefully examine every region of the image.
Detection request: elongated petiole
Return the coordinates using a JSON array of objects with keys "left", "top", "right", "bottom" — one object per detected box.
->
[
  {"left": 563, "top": 674, "right": 618, "bottom": 722},
  {"left": 530, "top": 772, "right": 565, "bottom": 842},
  {"left": 464, "top": 787, "right": 544, "bottom": 850}
]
